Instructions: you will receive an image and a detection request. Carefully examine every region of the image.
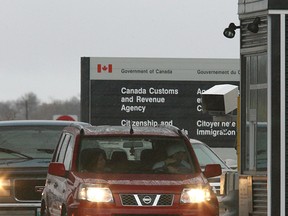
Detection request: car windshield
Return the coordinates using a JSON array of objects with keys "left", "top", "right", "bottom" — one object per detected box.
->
[
  {"left": 77, "top": 136, "right": 196, "bottom": 174},
  {"left": 192, "top": 142, "right": 230, "bottom": 170},
  {"left": 0, "top": 126, "right": 64, "bottom": 159}
]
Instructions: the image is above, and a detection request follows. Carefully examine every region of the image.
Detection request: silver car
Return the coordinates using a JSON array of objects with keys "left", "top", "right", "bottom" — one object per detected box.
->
[{"left": 190, "top": 138, "right": 235, "bottom": 213}]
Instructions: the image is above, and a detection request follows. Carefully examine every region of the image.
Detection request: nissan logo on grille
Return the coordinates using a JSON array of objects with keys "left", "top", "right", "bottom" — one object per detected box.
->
[{"left": 142, "top": 196, "right": 152, "bottom": 204}]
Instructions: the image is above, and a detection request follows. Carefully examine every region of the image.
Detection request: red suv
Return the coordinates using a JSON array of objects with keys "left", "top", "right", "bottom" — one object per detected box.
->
[{"left": 41, "top": 124, "right": 221, "bottom": 216}]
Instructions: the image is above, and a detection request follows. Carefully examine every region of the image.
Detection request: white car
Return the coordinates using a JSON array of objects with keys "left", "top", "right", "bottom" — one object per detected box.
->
[
  {"left": 190, "top": 139, "right": 233, "bottom": 171},
  {"left": 190, "top": 138, "right": 236, "bottom": 212}
]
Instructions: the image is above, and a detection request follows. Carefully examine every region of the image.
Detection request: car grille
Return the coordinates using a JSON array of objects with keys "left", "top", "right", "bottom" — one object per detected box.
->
[
  {"left": 208, "top": 177, "right": 221, "bottom": 196},
  {"left": 120, "top": 194, "right": 174, "bottom": 206},
  {"left": 209, "top": 182, "right": 221, "bottom": 196},
  {"left": 14, "top": 179, "right": 46, "bottom": 201}
]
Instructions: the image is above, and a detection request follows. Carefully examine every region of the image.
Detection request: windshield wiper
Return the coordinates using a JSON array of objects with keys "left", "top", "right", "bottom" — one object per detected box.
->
[{"left": 0, "top": 147, "right": 33, "bottom": 159}]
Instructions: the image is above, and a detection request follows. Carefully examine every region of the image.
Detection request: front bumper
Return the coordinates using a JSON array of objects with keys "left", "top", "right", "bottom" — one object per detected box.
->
[
  {"left": 69, "top": 202, "right": 219, "bottom": 216},
  {"left": 0, "top": 203, "right": 40, "bottom": 208},
  {"left": 0, "top": 203, "right": 40, "bottom": 216}
]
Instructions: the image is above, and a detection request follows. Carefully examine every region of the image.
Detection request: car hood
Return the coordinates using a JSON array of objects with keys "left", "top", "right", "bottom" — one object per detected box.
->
[
  {"left": 0, "top": 158, "right": 50, "bottom": 168},
  {"left": 73, "top": 172, "right": 209, "bottom": 186}
]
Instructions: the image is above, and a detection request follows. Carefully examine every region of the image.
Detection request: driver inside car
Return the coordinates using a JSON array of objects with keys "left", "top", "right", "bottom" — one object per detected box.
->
[{"left": 152, "top": 145, "right": 191, "bottom": 173}]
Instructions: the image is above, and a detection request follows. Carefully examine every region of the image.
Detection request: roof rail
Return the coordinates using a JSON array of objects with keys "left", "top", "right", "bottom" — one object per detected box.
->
[
  {"left": 69, "top": 122, "right": 87, "bottom": 135},
  {"left": 158, "top": 124, "right": 183, "bottom": 136}
]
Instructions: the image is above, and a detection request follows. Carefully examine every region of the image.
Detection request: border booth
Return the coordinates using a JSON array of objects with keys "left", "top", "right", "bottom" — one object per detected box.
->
[{"left": 237, "top": 1, "right": 288, "bottom": 215}]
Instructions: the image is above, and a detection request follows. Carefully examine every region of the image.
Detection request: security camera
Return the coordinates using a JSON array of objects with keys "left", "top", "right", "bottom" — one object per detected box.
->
[{"left": 201, "top": 84, "right": 238, "bottom": 115}]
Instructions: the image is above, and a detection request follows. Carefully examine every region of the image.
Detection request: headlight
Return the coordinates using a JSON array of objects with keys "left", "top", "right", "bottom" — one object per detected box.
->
[
  {"left": 78, "top": 184, "right": 113, "bottom": 203},
  {"left": 0, "top": 179, "right": 11, "bottom": 196},
  {"left": 180, "top": 187, "right": 211, "bottom": 203}
]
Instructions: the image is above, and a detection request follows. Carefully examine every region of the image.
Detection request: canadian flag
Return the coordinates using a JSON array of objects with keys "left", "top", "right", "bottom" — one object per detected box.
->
[{"left": 97, "top": 64, "right": 112, "bottom": 73}]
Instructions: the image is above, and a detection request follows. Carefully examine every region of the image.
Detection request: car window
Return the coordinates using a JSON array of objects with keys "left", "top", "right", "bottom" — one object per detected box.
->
[
  {"left": 63, "top": 136, "right": 75, "bottom": 170},
  {"left": 77, "top": 136, "right": 196, "bottom": 174},
  {"left": 192, "top": 143, "right": 229, "bottom": 169},
  {"left": 52, "top": 132, "right": 65, "bottom": 162},
  {"left": 0, "top": 126, "right": 64, "bottom": 159},
  {"left": 57, "top": 134, "right": 71, "bottom": 163}
]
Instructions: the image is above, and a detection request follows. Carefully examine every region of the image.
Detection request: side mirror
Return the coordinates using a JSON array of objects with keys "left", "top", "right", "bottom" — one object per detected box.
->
[
  {"left": 48, "top": 162, "right": 66, "bottom": 177},
  {"left": 203, "top": 164, "right": 222, "bottom": 178}
]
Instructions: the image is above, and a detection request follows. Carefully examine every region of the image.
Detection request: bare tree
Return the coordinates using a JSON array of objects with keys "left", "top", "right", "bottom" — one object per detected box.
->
[
  {"left": 0, "top": 102, "right": 17, "bottom": 120},
  {"left": 31, "top": 96, "right": 80, "bottom": 120},
  {"left": 16, "top": 92, "right": 40, "bottom": 119},
  {"left": 0, "top": 93, "right": 80, "bottom": 120}
]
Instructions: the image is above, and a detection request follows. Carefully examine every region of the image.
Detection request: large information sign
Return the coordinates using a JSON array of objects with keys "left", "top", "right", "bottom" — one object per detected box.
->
[{"left": 81, "top": 57, "right": 240, "bottom": 148}]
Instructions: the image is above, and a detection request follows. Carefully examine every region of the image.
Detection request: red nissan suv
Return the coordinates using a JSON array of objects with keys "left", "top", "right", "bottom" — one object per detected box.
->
[{"left": 41, "top": 124, "right": 221, "bottom": 216}]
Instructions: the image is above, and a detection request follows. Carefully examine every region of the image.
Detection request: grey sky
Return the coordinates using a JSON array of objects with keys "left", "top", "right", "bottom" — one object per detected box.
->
[{"left": 0, "top": 0, "right": 239, "bottom": 102}]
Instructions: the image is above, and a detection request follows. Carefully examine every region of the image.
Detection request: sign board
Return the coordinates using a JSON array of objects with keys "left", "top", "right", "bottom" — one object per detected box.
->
[
  {"left": 81, "top": 57, "right": 240, "bottom": 148},
  {"left": 53, "top": 115, "right": 78, "bottom": 121}
]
